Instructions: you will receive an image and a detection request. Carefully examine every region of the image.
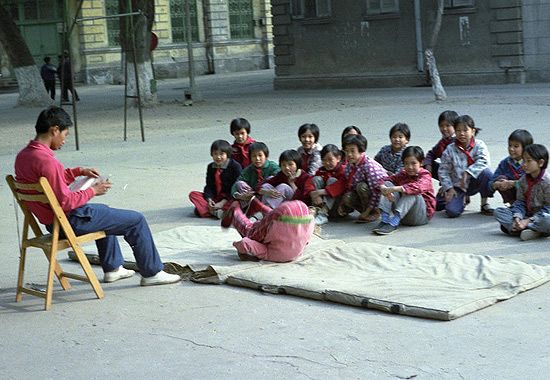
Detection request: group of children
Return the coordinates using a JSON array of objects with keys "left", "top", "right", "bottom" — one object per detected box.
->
[{"left": 188, "top": 113, "right": 550, "bottom": 262}]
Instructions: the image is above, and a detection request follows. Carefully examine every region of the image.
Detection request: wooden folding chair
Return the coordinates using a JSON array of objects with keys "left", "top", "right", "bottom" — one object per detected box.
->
[{"left": 6, "top": 175, "right": 105, "bottom": 310}]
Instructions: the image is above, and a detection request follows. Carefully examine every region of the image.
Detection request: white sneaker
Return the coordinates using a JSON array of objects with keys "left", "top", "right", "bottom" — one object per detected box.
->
[
  {"left": 520, "top": 229, "right": 542, "bottom": 241},
  {"left": 104, "top": 266, "right": 135, "bottom": 283},
  {"left": 140, "top": 270, "right": 181, "bottom": 286},
  {"left": 314, "top": 213, "right": 329, "bottom": 225}
]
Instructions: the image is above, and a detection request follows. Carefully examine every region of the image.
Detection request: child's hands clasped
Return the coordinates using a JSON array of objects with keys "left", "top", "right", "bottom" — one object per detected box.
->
[
  {"left": 234, "top": 191, "right": 255, "bottom": 201},
  {"left": 493, "top": 179, "right": 515, "bottom": 192},
  {"left": 512, "top": 217, "right": 530, "bottom": 232}
]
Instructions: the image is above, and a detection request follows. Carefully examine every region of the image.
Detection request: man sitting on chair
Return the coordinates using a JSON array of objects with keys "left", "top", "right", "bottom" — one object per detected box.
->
[{"left": 14, "top": 106, "right": 180, "bottom": 286}]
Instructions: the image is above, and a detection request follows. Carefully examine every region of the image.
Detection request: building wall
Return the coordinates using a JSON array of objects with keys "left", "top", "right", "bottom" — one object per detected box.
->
[
  {"left": 79, "top": 0, "right": 273, "bottom": 85},
  {"left": 272, "top": 0, "right": 548, "bottom": 89},
  {"left": 523, "top": 0, "right": 550, "bottom": 82}
]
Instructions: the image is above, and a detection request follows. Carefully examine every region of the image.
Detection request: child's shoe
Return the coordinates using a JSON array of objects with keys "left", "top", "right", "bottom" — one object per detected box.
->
[
  {"left": 480, "top": 203, "right": 494, "bottom": 216},
  {"left": 314, "top": 205, "right": 329, "bottom": 225},
  {"left": 374, "top": 223, "right": 397, "bottom": 235},
  {"left": 372, "top": 221, "right": 386, "bottom": 233},
  {"left": 520, "top": 229, "right": 542, "bottom": 241}
]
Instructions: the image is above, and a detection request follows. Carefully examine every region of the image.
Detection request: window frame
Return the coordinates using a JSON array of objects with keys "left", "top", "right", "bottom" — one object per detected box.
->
[
  {"left": 291, "top": 0, "right": 332, "bottom": 20},
  {"left": 365, "top": 0, "right": 400, "bottom": 17},
  {"left": 444, "top": 0, "right": 475, "bottom": 9}
]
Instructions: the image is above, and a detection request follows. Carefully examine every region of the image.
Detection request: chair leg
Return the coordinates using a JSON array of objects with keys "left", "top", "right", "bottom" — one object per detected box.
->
[
  {"left": 53, "top": 259, "right": 71, "bottom": 291},
  {"left": 15, "top": 247, "right": 27, "bottom": 303},
  {"left": 44, "top": 249, "right": 57, "bottom": 311},
  {"left": 72, "top": 246, "right": 104, "bottom": 300}
]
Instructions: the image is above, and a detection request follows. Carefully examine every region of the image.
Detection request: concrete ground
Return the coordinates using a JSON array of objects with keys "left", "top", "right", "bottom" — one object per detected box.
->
[{"left": 1, "top": 69, "right": 549, "bottom": 379}]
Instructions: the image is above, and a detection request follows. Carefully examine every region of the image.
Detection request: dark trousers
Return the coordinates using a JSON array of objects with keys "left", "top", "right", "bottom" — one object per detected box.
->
[
  {"left": 43, "top": 79, "right": 55, "bottom": 100},
  {"left": 61, "top": 81, "right": 79, "bottom": 101},
  {"left": 67, "top": 204, "right": 163, "bottom": 276}
]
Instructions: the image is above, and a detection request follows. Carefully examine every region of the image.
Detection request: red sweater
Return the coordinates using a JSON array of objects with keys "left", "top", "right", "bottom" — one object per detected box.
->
[
  {"left": 14, "top": 140, "right": 94, "bottom": 224},
  {"left": 314, "top": 163, "right": 347, "bottom": 198},
  {"left": 231, "top": 136, "right": 255, "bottom": 169},
  {"left": 266, "top": 170, "right": 314, "bottom": 205},
  {"left": 382, "top": 168, "right": 436, "bottom": 219}
]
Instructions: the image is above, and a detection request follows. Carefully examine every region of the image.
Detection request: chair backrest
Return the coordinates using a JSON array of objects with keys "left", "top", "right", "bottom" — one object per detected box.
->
[{"left": 6, "top": 175, "right": 77, "bottom": 240}]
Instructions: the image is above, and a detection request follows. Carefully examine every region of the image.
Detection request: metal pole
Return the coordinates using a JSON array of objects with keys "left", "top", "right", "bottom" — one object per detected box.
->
[
  {"left": 184, "top": 0, "right": 200, "bottom": 102},
  {"left": 128, "top": 0, "right": 145, "bottom": 142},
  {"left": 63, "top": 0, "right": 79, "bottom": 150}
]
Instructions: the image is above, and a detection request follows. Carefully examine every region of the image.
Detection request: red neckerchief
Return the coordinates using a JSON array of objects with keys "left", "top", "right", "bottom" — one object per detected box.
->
[
  {"left": 456, "top": 138, "right": 475, "bottom": 166},
  {"left": 214, "top": 168, "right": 222, "bottom": 196},
  {"left": 347, "top": 154, "right": 365, "bottom": 190},
  {"left": 301, "top": 151, "right": 310, "bottom": 172},
  {"left": 507, "top": 158, "right": 523, "bottom": 180},
  {"left": 255, "top": 166, "right": 264, "bottom": 184},
  {"left": 524, "top": 169, "right": 545, "bottom": 216}
]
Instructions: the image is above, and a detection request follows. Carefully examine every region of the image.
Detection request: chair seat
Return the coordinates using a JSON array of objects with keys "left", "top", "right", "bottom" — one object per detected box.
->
[{"left": 23, "top": 231, "right": 107, "bottom": 251}]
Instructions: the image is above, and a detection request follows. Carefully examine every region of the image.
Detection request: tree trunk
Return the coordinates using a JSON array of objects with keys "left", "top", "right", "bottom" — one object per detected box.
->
[
  {"left": 425, "top": 0, "right": 447, "bottom": 101},
  {"left": 0, "top": 5, "right": 53, "bottom": 106},
  {"left": 120, "top": 0, "right": 156, "bottom": 106}
]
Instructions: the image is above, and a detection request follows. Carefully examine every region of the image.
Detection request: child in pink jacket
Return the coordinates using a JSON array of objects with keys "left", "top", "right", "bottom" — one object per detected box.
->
[{"left": 221, "top": 199, "right": 314, "bottom": 262}]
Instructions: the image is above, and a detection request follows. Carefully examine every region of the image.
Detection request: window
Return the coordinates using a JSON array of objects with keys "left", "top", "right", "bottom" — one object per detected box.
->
[
  {"left": 229, "top": 0, "right": 254, "bottom": 39},
  {"left": 366, "top": 0, "right": 399, "bottom": 16},
  {"left": 2, "top": 0, "right": 62, "bottom": 22},
  {"left": 291, "top": 0, "right": 332, "bottom": 18},
  {"left": 445, "top": 0, "right": 475, "bottom": 8},
  {"left": 170, "top": 0, "right": 199, "bottom": 43},
  {"left": 105, "top": 0, "right": 120, "bottom": 46}
]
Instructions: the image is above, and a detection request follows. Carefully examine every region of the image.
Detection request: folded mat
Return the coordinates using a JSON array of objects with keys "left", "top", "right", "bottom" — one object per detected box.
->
[{"left": 78, "top": 225, "right": 550, "bottom": 320}]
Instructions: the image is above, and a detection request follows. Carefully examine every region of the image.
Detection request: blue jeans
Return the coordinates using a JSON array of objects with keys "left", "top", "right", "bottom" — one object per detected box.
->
[
  {"left": 436, "top": 168, "right": 493, "bottom": 218},
  {"left": 68, "top": 204, "right": 163, "bottom": 277}
]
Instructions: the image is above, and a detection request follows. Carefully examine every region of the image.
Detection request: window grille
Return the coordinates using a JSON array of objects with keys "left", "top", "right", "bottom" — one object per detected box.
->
[
  {"left": 170, "top": 0, "right": 199, "bottom": 43},
  {"left": 229, "top": 0, "right": 254, "bottom": 39}
]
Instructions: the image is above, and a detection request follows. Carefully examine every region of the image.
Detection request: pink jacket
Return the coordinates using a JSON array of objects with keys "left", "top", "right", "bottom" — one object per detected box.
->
[{"left": 233, "top": 200, "right": 314, "bottom": 262}]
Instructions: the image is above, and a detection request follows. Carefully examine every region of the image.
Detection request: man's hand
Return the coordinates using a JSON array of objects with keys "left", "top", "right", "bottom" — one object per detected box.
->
[
  {"left": 91, "top": 180, "right": 111, "bottom": 196},
  {"left": 81, "top": 168, "right": 100, "bottom": 178}
]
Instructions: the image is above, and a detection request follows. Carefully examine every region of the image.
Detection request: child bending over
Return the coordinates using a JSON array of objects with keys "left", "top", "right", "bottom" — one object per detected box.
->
[
  {"left": 221, "top": 199, "right": 314, "bottom": 262},
  {"left": 189, "top": 140, "right": 242, "bottom": 218},
  {"left": 340, "top": 134, "right": 387, "bottom": 223},
  {"left": 495, "top": 144, "right": 550, "bottom": 241},
  {"left": 374, "top": 122, "right": 410, "bottom": 175},
  {"left": 310, "top": 144, "right": 347, "bottom": 225},
  {"left": 437, "top": 115, "right": 494, "bottom": 218},
  {"left": 489, "top": 129, "right": 533, "bottom": 205},
  {"left": 259, "top": 149, "right": 314, "bottom": 208},
  {"left": 297, "top": 123, "right": 322, "bottom": 175},
  {"left": 374, "top": 146, "right": 436, "bottom": 235},
  {"left": 230, "top": 117, "right": 256, "bottom": 168},
  {"left": 231, "top": 142, "right": 280, "bottom": 207}
]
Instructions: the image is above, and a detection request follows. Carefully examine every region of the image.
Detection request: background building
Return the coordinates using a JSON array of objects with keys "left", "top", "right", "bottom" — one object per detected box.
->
[
  {"left": 0, "top": 0, "right": 273, "bottom": 85},
  {"left": 271, "top": 0, "right": 550, "bottom": 89}
]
